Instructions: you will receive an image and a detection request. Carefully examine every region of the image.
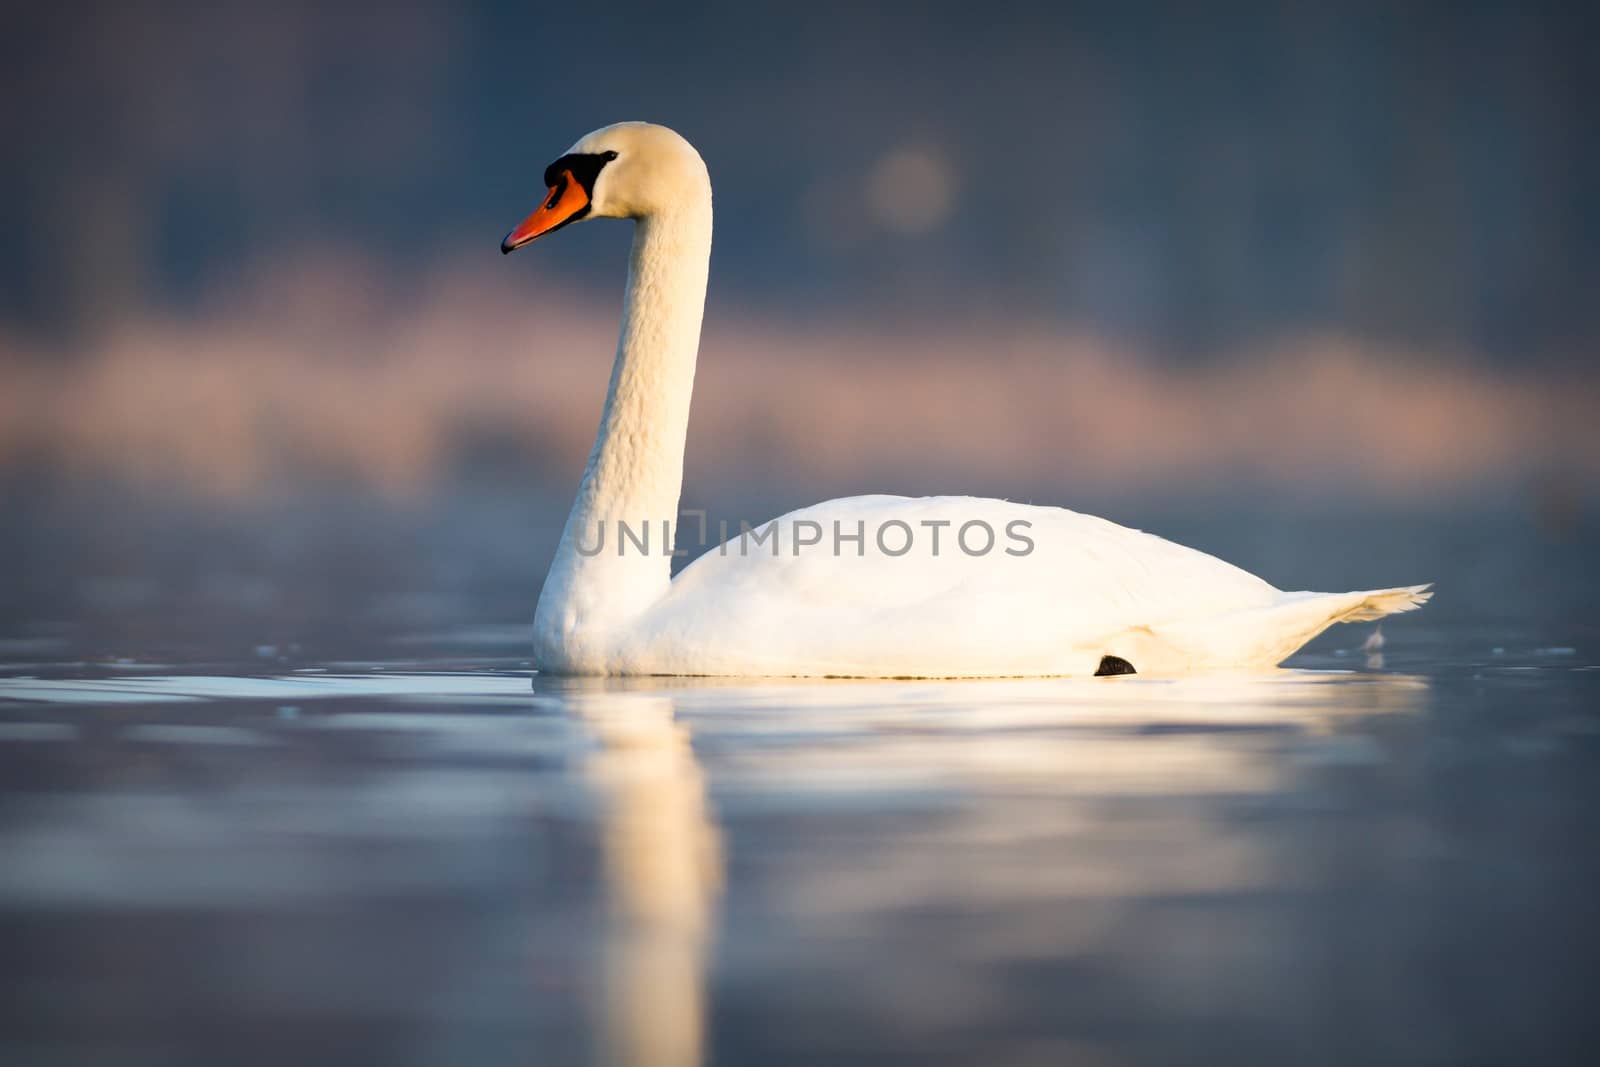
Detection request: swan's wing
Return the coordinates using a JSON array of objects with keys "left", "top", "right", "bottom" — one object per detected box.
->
[{"left": 623, "top": 495, "right": 1280, "bottom": 676}]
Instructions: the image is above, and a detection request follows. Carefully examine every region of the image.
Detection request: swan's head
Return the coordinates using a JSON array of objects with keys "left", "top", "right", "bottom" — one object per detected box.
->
[{"left": 501, "top": 122, "right": 709, "bottom": 253}]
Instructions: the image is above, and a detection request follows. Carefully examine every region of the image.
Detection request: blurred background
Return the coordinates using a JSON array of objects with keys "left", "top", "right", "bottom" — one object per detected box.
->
[
  {"left": 2, "top": 0, "right": 1597, "bottom": 658},
  {"left": 5, "top": 8, "right": 1600, "bottom": 1066}
]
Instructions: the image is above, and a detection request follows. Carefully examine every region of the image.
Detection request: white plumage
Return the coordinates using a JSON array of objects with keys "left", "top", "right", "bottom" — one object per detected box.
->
[{"left": 502, "top": 123, "right": 1430, "bottom": 677}]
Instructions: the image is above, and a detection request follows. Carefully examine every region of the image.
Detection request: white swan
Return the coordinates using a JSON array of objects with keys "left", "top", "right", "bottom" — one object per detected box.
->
[{"left": 502, "top": 122, "right": 1429, "bottom": 677}]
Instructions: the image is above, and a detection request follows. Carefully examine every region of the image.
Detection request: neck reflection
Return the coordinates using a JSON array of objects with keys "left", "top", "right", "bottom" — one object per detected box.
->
[{"left": 571, "top": 688, "right": 721, "bottom": 1067}]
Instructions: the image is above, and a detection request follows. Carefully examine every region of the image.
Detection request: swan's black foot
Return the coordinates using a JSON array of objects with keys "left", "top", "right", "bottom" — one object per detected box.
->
[{"left": 1095, "top": 655, "right": 1136, "bottom": 676}]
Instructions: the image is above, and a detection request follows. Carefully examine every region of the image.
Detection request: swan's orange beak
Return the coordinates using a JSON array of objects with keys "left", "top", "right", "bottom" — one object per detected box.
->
[{"left": 501, "top": 169, "right": 590, "bottom": 253}]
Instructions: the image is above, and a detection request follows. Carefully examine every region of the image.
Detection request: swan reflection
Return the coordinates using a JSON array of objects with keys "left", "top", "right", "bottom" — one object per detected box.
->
[
  {"left": 569, "top": 688, "right": 721, "bottom": 1067},
  {"left": 556, "top": 669, "right": 1426, "bottom": 1067}
]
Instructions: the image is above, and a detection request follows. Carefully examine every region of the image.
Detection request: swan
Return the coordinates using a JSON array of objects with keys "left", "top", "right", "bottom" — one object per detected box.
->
[{"left": 502, "top": 122, "right": 1430, "bottom": 677}]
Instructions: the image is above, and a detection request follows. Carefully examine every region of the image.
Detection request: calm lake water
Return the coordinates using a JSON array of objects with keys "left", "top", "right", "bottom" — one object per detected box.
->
[{"left": 1, "top": 495, "right": 1596, "bottom": 1065}]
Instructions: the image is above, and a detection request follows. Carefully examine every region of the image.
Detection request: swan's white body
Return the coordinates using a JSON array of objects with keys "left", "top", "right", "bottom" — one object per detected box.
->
[{"left": 511, "top": 123, "right": 1429, "bottom": 677}]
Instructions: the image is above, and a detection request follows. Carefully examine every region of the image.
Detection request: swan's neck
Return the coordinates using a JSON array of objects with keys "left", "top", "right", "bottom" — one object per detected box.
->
[{"left": 535, "top": 198, "right": 712, "bottom": 667}]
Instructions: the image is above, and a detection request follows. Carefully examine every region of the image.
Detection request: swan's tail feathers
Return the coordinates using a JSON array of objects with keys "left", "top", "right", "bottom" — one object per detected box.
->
[
  {"left": 1100, "top": 583, "right": 1434, "bottom": 673},
  {"left": 1336, "top": 583, "right": 1433, "bottom": 622}
]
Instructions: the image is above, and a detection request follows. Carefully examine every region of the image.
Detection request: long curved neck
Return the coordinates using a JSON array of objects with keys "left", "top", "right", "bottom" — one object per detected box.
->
[{"left": 535, "top": 196, "right": 712, "bottom": 667}]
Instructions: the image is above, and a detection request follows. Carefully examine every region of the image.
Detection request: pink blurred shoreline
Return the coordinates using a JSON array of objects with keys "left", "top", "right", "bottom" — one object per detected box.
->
[{"left": 3, "top": 251, "right": 1596, "bottom": 504}]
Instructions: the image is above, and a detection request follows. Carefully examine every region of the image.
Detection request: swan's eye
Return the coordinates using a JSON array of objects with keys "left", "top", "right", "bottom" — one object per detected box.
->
[{"left": 603, "top": 150, "right": 618, "bottom": 162}]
